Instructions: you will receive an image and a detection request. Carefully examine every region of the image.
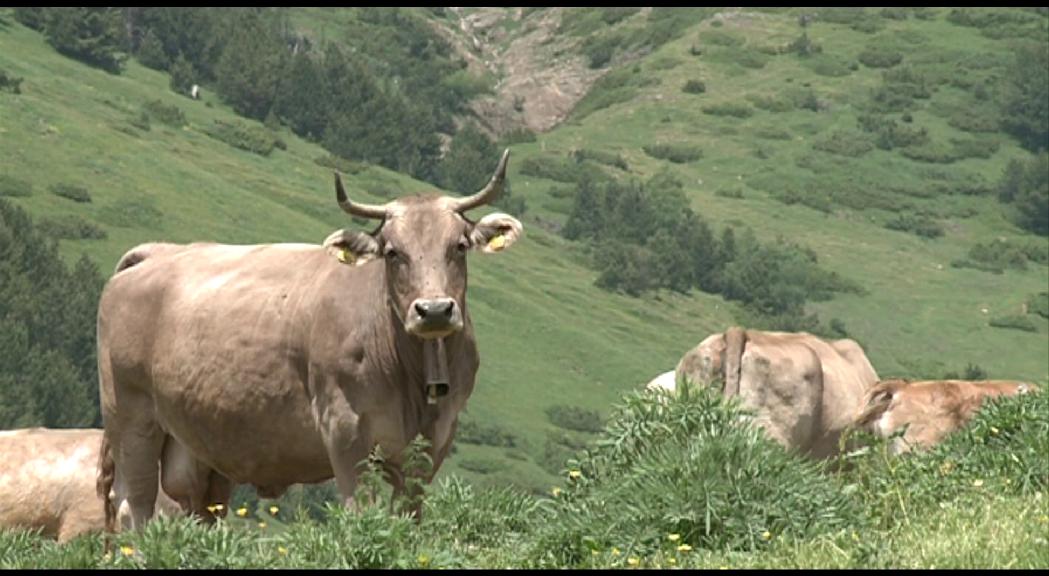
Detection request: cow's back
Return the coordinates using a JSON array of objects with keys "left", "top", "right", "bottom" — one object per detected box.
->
[
  {"left": 737, "top": 331, "right": 826, "bottom": 453},
  {"left": 796, "top": 334, "right": 879, "bottom": 455},
  {"left": 673, "top": 329, "right": 879, "bottom": 458},
  {"left": 0, "top": 428, "right": 105, "bottom": 542},
  {"left": 830, "top": 338, "right": 879, "bottom": 387},
  {"left": 675, "top": 332, "right": 727, "bottom": 389}
]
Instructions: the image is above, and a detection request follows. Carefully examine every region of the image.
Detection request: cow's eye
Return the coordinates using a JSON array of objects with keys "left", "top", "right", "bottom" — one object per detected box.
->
[
  {"left": 384, "top": 247, "right": 402, "bottom": 261},
  {"left": 456, "top": 240, "right": 469, "bottom": 254}
]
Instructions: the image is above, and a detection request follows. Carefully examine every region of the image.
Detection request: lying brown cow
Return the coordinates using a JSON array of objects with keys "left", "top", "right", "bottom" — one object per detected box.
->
[
  {"left": 668, "top": 327, "right": 880, "bottom": 458},
  {"left": 853, "top": 379, "right": 1039, "bottom": 454},
  {"left": 0, "top": 428, "right": 182, "bottom": 543}
]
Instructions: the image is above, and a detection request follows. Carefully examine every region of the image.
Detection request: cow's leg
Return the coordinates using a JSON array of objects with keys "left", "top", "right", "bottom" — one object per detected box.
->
[
  {"left": 427, "top": 417, "right": 459, "bottom": 482},
  {"left": 390, "top": 417, "right": 460, "bottom": 521},
  {"left": 384, "top": 462, "right": 408, "bottom": 514},
  {"left": 325, "top": 427, "right": 372, "bottom": 512},
  {"left": 112, "top": 418, "right": 165, "bottom": 531},
  {"left": 202, "top": 471, "right": 234, "bottom": 520}
]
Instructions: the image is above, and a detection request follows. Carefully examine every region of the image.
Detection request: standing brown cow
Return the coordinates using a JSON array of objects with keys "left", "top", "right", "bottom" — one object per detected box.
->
[
  {"left": 97, "top": 150, "right": 523, "bottom": 532},
  {"left": 853, "top": 378, "right": 1038, "bottom": 454}
]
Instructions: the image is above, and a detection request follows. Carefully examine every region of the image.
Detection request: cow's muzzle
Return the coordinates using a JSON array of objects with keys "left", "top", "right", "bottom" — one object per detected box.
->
[{"left": 406, "top": 297, "right": 463, "bottom": 338}]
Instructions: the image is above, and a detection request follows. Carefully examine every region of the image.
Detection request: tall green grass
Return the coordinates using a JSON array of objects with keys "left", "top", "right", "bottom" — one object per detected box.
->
[{"left": 2, "top": 384, "right": 1045, "bottom": 568}]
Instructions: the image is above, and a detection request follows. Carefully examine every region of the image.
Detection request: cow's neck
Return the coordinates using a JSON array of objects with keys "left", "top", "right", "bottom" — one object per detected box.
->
[{"left": 388, "top": 305, "right": 473, "bottom": 401}]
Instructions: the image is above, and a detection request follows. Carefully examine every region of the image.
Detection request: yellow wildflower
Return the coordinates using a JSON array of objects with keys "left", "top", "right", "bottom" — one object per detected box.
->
[
  {"left": 973, "top": 479, "right": 984, "bottom": 487},
  {"left": 278, "top": 546, "right": 288, "bottom": 556},
  {"left": 551, "top": 487, "right": 562, "bottom": 497},
  {"left": 269, "top": 505, "right": 280, "bottom": 515},
  {"left": 851, "top": 531, "right": 860, "bottom": 542},
  {"left": 667, "top": 533, "right": 681, "bottom": 542},
  {"left": 612, "top": 547, "right": 621, "bottom": 556},
  {"left": 762, "top": 530, "right": 772, "bottom": 541},
  {"left": 207, "top": 503, "right": 225, "bottom": 514},
  {"left": 568, "top": 470, "right": 582, "bottom": 480},
  {"left": 258, "top": 521, "right": 268, "bottom": 529},
  {"left": 628, "top": 557, "right": 640, "bottom": 567},
  {"left": 120, "top": 545, "right": 135, "bottom": 557},
  {"left": 677, "top": 544, "right": 692, "bottom": 553},
  {"left": 668, "top": 558, "right": 677, "bottom": 565},
  {"left": 990, "top": 426, "right": 999, "bottom": 435},
  {"left": 236, "top": 507, "right": 248, "bottom": 517},
  {"left": 591, "top": 550, "right": 599, "bottom": 556},
  {"left": 418, "top": 554, "right": 430, "bottom": 567},
  {"left": 1039, "top": 515, "right": 1048, "bottom": 524}
]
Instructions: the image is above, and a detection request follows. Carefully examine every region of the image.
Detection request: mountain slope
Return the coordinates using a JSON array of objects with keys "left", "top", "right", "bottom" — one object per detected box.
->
[
  {"left": 496, "top": 7, "right": 1048, "bottom": 383},
  {"left": 1, "top": 8, "right": 1046, "bottom": 494},
  {"left": 0, "top": 15, "right": 734, "bottom": 492}
]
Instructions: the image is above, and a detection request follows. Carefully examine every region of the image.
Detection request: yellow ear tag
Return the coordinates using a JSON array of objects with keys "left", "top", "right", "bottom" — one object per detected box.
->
[
  {"left": 487, "top": 234, "right": 506, "bottom": 252},
  {"left": 336, "top": 247, "right": 354, "bottom": 264}
]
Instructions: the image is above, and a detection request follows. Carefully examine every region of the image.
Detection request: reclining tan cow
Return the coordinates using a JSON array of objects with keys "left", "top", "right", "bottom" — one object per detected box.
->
[
  {"left": 0, "top": 428, "right": 183, "bottom": 543},
  {"left": 650, "top": 326, "right": 880, "bottom": 459},
  {"left": 852, "top": 378, "right": 1039, "bottom": 454}
]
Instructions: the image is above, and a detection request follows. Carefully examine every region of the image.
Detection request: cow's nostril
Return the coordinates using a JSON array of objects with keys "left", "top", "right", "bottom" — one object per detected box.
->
[
  {"left": 431, "top": 300, "right": 453, "bottom": 318},
  {"left": 413, "top": 299, "right": 456, "bottom": 323}
]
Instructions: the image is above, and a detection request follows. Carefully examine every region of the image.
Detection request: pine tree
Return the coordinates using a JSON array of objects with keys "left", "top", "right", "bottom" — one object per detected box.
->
[
  {"left": 135, "top": 8, "right": 232, "bottom": 81},
  {"left": 26, "top": 349, "right": 95, "bottom": 428},
  {"left": 0, "top": 199, "right": 104, "bottom": 429},
  {"left": 1013, "top": 153, "right": 1049, "bottom": 235},
  {"left": 440, "top": 124, "right": 500, "bottom": 195},
  {"left": 136, "top": 27, "right": 169, "bottom": 70},
  {"left": 169, "top": 53, "right": 196, "bottom": 97},
  {"left": 42, "top": 8, "right": 127, "bottom": 74},
  {"left": 1002, "top": 41, "right": 1049, "bottom": 152},
  {"left": 215, "top": 10, "right": 287, "bottom": 120},
  {"left": 273, "top": 50, "right": 328, "bottom": 140},
  {"left": 563, "top": 176, "right": 605, "bottom": 241}
]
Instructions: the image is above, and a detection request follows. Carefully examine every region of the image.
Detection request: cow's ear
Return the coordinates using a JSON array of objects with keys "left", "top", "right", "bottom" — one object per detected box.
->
[
  {"left": 323, "top": 229, "right": 380, "bottom": 266},
  {"left": 469, "top": 213, "right": 523, "bottom": 254}
]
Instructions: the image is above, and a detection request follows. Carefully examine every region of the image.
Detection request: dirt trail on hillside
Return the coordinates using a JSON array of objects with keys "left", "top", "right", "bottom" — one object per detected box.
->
[{"left": 431, "top": 8, "right": 610, "bottom": 136}]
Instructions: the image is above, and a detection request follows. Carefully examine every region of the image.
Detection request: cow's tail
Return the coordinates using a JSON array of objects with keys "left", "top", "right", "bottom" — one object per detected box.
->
[
  {"left": 853, "top": 379, "right": 910, "bottom": 430},
  {"left": 97, "top": 430, "right": 117, "bottom": 551},
  {"left": 722, "top": 326, "right": 747, "bottom": 398},
  {"left": 113, "top": 242, "right": 179, "bottom": 275}
]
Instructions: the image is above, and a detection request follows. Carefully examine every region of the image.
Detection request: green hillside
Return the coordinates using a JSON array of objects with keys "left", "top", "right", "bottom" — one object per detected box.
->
[
  {"left": 0, "top": 12, "right": 735, "bottom": 493},
  {"left": 499, "top": 7, "right": 1048, "bottom": 383},
  {"left": 1, "top": 7, "right": 1046, "bottom": 498}
]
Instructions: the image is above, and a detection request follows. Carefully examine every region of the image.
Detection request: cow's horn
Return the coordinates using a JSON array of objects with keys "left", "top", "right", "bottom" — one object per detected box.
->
[
  {"left": 335, "top": 172, "right": 387, "bottom": 219},
  {"left": 449, "top": 148, "right": 510, "bottom": 213}
]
